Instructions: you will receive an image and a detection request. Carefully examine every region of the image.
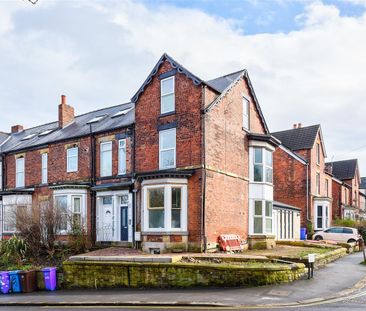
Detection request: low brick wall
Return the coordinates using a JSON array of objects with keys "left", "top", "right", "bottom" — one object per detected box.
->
[{"left": 63, "top": 261, "right": 305, "bottom": 289}]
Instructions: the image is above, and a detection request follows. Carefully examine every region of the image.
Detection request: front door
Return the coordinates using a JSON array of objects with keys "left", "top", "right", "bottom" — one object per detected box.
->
[
  {"left": 101, "top": 196, "right": 114, "bottom": 241},
  {"left": 121, "top": 205, "right": 128, "bottom": 241}
]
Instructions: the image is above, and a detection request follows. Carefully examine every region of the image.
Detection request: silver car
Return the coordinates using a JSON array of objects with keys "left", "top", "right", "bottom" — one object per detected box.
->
[{"left": 313, "top": 227, "right": 362, "bottom": 243}]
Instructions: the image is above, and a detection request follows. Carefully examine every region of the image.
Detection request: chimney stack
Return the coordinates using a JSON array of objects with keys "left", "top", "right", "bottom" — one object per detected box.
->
[
  {"left": 58, "top": 95, "right": 75, "bottom": 128},
  {"left": 11, "top": 125, "right": 24, "bottom": 133}
]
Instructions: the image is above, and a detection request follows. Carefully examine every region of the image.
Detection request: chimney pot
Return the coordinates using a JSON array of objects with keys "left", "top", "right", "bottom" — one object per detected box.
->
[
  {"left": 293, "top": 123, "right": 297, "bottom": 129},
  {"left": 298, "top": 123, "right": 302, "bottom": 128},
  {"left": 58, "top": 95, "right": 75, "bottom": 128},
  {"left": 11, "top": 125, "right": 24, "bottom": 133}
]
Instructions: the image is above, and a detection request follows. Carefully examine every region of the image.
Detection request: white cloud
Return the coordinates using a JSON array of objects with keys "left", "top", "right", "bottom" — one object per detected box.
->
[{"left": 1, "top": 0, "right": 366, "bottom": 172}]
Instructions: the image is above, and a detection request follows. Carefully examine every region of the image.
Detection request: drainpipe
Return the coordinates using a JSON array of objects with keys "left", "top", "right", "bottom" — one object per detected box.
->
[
  {"left": 89, "top": 124, "right": 96, "bottom": 245},
  {"left": 131, "top": 125, "right": 136, "bottom": 248},
  {"left": 306, "top": 160, "right": 310, "bottom": 222},
  {"left": 201, "top": 86, "right": 207, "bottom": 252}
]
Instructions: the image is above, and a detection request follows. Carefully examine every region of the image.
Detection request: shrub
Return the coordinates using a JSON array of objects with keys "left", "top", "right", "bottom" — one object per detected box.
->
[
  {"left": 333, "top": 218, "right": 357, "bottom": 228},
  {"left": 0, "top": 236, "right": 28, "bottom": 266},
  {"left": 67, "top": 221, "right": 90, "bottom": 254}
]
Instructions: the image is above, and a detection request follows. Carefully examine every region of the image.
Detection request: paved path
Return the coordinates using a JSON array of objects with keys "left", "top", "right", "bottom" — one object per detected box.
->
[{"left": 1, "top": 252, "right": 366, "bottom": 307}]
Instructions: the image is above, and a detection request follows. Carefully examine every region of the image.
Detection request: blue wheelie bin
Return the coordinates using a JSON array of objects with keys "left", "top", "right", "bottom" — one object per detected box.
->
[{"left": 9, "top": 271, "right": 22, "bottom": 293}]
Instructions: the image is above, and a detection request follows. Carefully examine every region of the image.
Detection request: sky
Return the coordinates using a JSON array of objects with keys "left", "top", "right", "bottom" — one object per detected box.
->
[{"left": 1, "top": 0, "right": 366, "bottom": 173}]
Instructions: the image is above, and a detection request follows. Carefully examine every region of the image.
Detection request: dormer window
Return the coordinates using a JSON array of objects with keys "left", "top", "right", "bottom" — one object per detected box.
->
[
  {"left": 87, "top": 115, "right": 106, "bottom": 124},
  {"left": 161, "top": 76, "right": 175, "bottom": 114}
]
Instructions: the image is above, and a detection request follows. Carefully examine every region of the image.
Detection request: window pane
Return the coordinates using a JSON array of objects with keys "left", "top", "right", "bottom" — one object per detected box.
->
[
  {"left": 161, "top": 150, "right": 175, "bottom": 169},
  {"left": 254, "top": 201, "right": 262, "bottom": 216},
  {"left": 149, "top": 210, "right": 164, "bottom": 228},
  {"left": 148, "top": 188, "right": 164, "bottom": 208},
  {"left": 254, "top": 148, "right": 263, "bottom": 164},
  {"left": 119, "top": 140, "right": 126, "bottom": 174},
  {"left": 160, "top": 130, "right": 176, "bottom": 149},
  {"left": 254, "top": 218, "right": 263, "bottom": 234},
  {"left": 101, "top": 142, "right": 112, "bottom": 152},
  {"left": 265, "top": 150, "right": 273, "bottom": 166},
  {"left": 68, "top": 148, "right": 77, "bottom": 157},
  {"left": 101, "top": 145, "right": 112, "bottom": 177},
  {"left": 172, "top": 209, "right": 181, "bottom": 229},
  {"left": 254, "top": 165, "right": 263, "bottom": 182},
  {"left": 265, "top": 167, "right": 273, "bottom": 183},
  {"left": 55, "top": 196, "right": 68, "bottom": 231},
  {"left": 266, "top": 218, "right": 272, "bottom": 233},
  {"left": 73, "top": 197, "right": 81, "bottom": 213},
  {"left": 317, "top": 205, "right": 323, "bottom": 216},
  {"left": 161, "top": 77, "right": 174, "bottom": 95},
  {"left": 172, "top": 188, "right": 181, "bottom": 209},
  {"left": 265, "top": 202, "right": 272, "bottom": 217},
  {"left": 103, "top": 196, "right": 112, "bottom": 205},
  {"left": 317, "top": 217, "right": 322, "bottom": 229},
  {"left": 162, "top": 94, "right": 175, "bottom": 113}
]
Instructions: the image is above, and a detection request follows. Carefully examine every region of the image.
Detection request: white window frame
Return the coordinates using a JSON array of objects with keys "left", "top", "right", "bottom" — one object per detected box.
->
[
  {"left": 0, "top": 161, "right": 2, "bottom": 191},
  {"left": 253, "top": 147, "right": 273, "bottom": 184},
  {"left": 314, "top": 203, "right": 329, "bottom": 230},
  {"left": 16, "top": 157, "right": 25, "bottom": 188},
  {"left": 142, "top": 179, "right": 187, "bottom": 233},
  {"left": 41, "top": 153, "right": 48, "bottom": 184},
  {"left": 67, "top": 147, "right": 78, "bottom": 173},
  {"left": 243, "top": 95, "right": 250, "bottom": 130},
  {"left": 159, "top": 128, "right": 176, "bottom": 170},
  {"left": 53, "top": 189, "right": 87, "bottom": 234},
  {"left": 316, "top": 173, "right": 320, "bottom": 195},
  {"left": 316, "top": 143, "right": 320, "bottom": 165},
  {"left": 250, "top": 200, "right": 273, "bottom": 235},
  {"left": 118, "top": 139, "right": 127, "bottom": 175},
  {"left": 100, "top": 141, "right": 113, "bottom": 177},
  {"left": 160, "top": 76, "right": 175, "bottom": 114}
]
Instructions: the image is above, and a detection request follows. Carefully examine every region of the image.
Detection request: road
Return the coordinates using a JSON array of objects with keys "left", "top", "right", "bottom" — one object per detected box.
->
[{"left": 1, "top": 293, "right": 366, "bottom": 311}]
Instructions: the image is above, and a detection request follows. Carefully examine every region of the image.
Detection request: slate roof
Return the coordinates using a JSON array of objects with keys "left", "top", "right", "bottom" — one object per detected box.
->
[
  {"left": 0, "top": 132, "right": 9, "bottom": 146},
  {"left": 360, "top": 177, "right": 366, "bottom": 189},
  {"left": 325, "top": 159, "right": 358, "bottom": 181},
  {"left": 271, "top": 124, "right": 320, "bottom": 151},
  {"left": 0, "top": 102, "right": 134, "bottom": 154},
  {"left": 205, "top": 70, "right": 244, "bottom": 93}
]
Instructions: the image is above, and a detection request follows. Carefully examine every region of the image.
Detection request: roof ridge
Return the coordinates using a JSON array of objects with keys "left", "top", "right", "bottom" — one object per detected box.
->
[
  {"left": 326, "top": 158, "right": 358, "bottom": 164},
  {"left": 206, "top": 69, "right": 246, "bottom": 82},
  {"left": 6, "top": 102, "right": 132, "bottom": 134},
  {"left": 271, "top": 124, "right": 320, "bottom": 134}
]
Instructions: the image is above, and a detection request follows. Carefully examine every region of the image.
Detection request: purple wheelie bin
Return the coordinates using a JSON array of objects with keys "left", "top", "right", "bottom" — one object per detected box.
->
[
  {"left": 42, "top": 267, "right": 57, "bottom": 291},
  {"left": 0, "top": 271, "right": 10, "bottom": 294}
]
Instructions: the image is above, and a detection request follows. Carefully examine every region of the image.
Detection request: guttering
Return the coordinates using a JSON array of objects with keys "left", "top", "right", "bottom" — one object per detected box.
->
[{"left": 306, "top": 159, "right": 310, "bottom": 221}]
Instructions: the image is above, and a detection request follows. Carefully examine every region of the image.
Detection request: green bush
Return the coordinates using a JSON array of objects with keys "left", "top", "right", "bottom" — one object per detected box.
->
[
  {"left": 333, "top": 218, "right": 357, "bottom": 228},
  {"left": 0, "top": 235, "right": 28, "bottom": 266}
]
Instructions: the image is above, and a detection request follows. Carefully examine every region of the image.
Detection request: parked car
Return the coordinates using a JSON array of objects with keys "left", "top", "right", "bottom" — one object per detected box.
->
[{"left": 313, "top": 227, "right": 362, "bottom": 243}]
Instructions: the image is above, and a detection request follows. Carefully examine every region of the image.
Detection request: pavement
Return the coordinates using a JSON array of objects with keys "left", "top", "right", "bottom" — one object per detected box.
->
[{"left": 1, "top": 252, "right": 366, "bottom": 308}]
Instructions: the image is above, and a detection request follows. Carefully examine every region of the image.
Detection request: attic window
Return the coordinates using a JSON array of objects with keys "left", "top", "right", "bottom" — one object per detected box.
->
[
  {"left": 87, "top": 115, "right": 106, "bottom": 124},
  {"left": 39, "top": 129, "right": 53, "bottom": 136},
  {"left": 112, "top": 107, "right": 133, "bottom": 118},
  {"left": 21, "top": 134, "right": 36, "bottom": 141}
]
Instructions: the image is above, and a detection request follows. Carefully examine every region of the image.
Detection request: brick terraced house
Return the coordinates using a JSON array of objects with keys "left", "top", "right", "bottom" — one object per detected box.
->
[
  {"left": 0, "top": 54, "right": 282, "bottom": 252},
  {"left": 272, "top": 124, "right": 333, "bottom": 233},
  {"left": 326, "top": 159, "right": 362, "bottom": 220}
]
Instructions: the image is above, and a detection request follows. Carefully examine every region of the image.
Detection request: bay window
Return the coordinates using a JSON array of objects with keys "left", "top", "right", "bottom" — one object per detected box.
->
[
  {"left": 16, "top": 157, "right": 25, "bottom": 188},
  {"left": 143, "top": 180, "right": 187, "bottom": 232},
  {"left": 251, "top": 200, "right": 273, "bottom": 234},
  {"left": 253, "top": 148, "right": 273, "bottom": 183},
  {"left": 54, "top": 190, "right": 87, "bottom": 234},
  {"left": 100, "top": 141, "right": 112, "bottom": 177},
  {"left": 159, "top": 128, "right": 176, "bottom": 169},
  {"left": 315, "top": 203, "right": 329, "bottom": 230},
  {"left": 161, "top": 76, "right": 175, "bottom": 114}
]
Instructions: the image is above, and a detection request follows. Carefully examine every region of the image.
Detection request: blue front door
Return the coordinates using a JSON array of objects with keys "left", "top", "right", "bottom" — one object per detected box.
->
[{"left": 121, "top": 206, "right": 128, "bottom": 241}]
